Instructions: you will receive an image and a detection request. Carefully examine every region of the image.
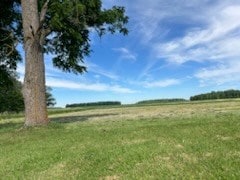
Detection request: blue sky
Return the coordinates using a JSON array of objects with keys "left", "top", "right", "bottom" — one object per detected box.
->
[{"left": 17, "top": 0, "right": 240, "bottom": 107}]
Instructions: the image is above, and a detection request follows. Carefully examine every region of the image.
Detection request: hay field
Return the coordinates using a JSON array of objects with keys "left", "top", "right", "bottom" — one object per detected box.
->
[{"left": 0, "top": 99, "right": 240, "bottom": 179}]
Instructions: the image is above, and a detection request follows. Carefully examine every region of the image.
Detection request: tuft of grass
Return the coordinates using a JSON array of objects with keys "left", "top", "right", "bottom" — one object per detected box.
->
[{"left": 0, "top": 100, "right": 240, "bottom": 179}]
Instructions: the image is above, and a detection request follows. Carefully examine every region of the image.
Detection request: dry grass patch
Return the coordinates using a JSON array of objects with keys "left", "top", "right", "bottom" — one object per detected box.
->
[{"left": 48, "top": 100, "right": 240, "bottom": 125}]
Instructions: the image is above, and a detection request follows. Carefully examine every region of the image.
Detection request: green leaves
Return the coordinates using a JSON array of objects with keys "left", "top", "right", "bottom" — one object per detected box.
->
[
  {"left": 1, "top": 0, "right": 128, "bottom": 75},
  {"left": 0, "top": 0, "right": 22, "bottom": 71},
  {"left": 42, "top": 0, "right": 128, "bottom": 74},
  {"left": 0, "top": 68, "right": 57, "bottom": 112},
  {"left": 0, "top": 67, "right": 24, "bottom": 113},
  {"left": 99, "top": 6, "right": 129, "bottom": 35}
]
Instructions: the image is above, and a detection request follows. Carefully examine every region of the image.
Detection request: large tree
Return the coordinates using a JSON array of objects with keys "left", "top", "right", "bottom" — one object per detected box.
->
[{"left": 1, "top": 0, "right": 128, "bottom": 126}]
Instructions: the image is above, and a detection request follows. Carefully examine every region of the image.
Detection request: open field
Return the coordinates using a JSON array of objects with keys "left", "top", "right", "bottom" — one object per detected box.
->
[{"left": 1, "top": 99, "right": 240, "bottom": 179}]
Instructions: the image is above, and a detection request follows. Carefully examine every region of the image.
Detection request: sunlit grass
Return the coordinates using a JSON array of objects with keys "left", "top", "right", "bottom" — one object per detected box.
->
[{"left": 0, "top": 100, "right": 240, "bottom": 179}]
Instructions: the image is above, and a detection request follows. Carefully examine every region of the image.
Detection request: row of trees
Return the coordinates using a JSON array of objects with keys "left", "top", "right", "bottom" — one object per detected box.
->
[
  {"left": 136, "top": 98, "right": 187, "bottom": 105},
  {"left": 0, "top": 70, "right": 56, "bottom": 113},
  {"left": 190, "top": 90, "right": 240, "bottom": 101},
  {"left": 66, "top": 101, "right": 121, "bottom": 108},
  {"left": 1, "top": 0, "right": 128, "bottom": 126}
]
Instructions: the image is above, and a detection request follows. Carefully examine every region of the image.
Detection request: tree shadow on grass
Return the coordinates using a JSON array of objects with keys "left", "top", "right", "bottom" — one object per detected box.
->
[
  {"left": 50, "top": 113, "right": 119, "bottom": 124},
  {"left": 0, "top": 113, "right": 119, "bottom": 130}
]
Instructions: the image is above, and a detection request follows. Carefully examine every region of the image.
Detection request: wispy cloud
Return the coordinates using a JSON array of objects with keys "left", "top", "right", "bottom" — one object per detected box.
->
[
  {"left": 17, "top": 61, "right": 136, "bottom": 93},
  {"left": 17, "top": 0, "right": 240, "bottom": 102},
  {"left": 144, "top": 78, "right": 181, "bottom": 88},
  {"left": 124, "top": 0, "right": 240, "bottom": 87},
  {"left": 113, "top": 47, "right": 137, "bottom": 61},
  {"left": 46, "top": 77, "right": 137, "bottom": 94},
  {"left": 195, "top": 61, "right": 240, "bottom": 87},
  {"left": 128, "top": 0, "right": 218, "bottom": 43},
  {"left": 86, "top": 61, "right": 119, "bottom": 80},
  {"left": 153, "top": 5, "right": 240, "bottom": 64}
]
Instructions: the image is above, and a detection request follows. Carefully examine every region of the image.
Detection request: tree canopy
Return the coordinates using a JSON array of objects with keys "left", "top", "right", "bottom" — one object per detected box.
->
[
  {"left": 1, "top": 0, "right": 128, "bottom": 74},
  {"left": 43, "top": 0, "right": 128, "bottom": 74},
  {"left": 0, "top": 0, "right": 22, "bottom": 71}
]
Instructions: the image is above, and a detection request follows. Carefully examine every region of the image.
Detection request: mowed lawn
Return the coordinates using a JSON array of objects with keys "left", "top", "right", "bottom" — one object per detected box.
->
[{"left": 0, "top": 100, "right": 240, "bottom": 179}]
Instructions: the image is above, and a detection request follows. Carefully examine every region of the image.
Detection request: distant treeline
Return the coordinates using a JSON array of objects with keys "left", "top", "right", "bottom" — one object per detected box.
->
[
  {"left": 136, "top": 98, "right": 187, "bottom": 105},
  {"left": 66, "top": 101, "right": 121, "bottom": 108},
  {"left": 190, "top": 90, "right": 240, "bottom": 101}
]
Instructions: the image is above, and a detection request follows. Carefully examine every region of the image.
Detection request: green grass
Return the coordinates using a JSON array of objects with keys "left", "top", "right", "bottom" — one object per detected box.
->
[{"left": 0, "top": 100, "right": 240, "bottom": 179}]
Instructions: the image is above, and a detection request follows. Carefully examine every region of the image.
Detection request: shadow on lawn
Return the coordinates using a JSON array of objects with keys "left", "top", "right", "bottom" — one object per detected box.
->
[
  {"left": 0, "top": 113, "right": 119, "bottom": 130},
  {"left": 50, "top": 113, "right": 119, "bottom": 124}
]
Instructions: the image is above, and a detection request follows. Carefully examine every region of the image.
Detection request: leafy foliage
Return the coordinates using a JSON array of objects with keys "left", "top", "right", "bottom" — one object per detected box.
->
[
  {"left": 1, "top": 0, "right": 128, "bottom": 74},
  {"left": 0, "top": 70, "right": 56, "bottom": 113},
  {"left": 0, "top": 0, "right": 22, "bottom": 113},
  {"left": 0, "top": 0, "right": 22, "bottom": 71},
  {"left": 0, "top": 68, "right": 24, "bottom": 113},
  {"left": 42, "top": 0, "right": 128, "bottom": 74}
]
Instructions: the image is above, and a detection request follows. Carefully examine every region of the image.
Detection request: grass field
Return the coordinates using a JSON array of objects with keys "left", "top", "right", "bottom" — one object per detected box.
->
[{"left": 0, "top": 100, "right": 240, "bottom": 179}]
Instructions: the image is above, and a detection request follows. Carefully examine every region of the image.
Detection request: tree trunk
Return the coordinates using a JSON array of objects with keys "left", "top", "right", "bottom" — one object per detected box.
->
[{"left": 21, "top": 0, "right": 48, "bottom": 126}]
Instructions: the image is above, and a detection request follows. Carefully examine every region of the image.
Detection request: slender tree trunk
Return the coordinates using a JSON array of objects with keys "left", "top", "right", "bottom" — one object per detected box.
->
[{"left": 21, "top": 0, "right": 48, "bottom": 126}]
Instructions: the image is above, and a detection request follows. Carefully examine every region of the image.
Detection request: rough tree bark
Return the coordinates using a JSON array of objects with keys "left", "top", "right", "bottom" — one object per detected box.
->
[{"left": 21, "top": 0, "right": 48, "bottom": 126}]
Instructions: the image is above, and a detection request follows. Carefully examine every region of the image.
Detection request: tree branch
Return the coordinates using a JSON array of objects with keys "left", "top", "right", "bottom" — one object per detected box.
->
[
  {"left": 40, "top": 0, "right": 50, "bottom": 26},
  {"left": 0, "top": 31, "right": 13, "bottom": 42},
  {"left": 40, "top": 27, "right": 52, "bottom": 46},
  {"left": 4, "top": 43, "right": 15, "bottom": 57},
  {"left": 38, "top": 0, "right": 51, "bottom": 45}
]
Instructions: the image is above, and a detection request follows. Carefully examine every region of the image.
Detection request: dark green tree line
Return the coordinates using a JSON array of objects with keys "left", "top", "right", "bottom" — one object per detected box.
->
[
  {"left": 66, "top": 101, "right": 121, "bottom": 108},
  {"left": 190, "top": 90, "right": 240, "bottom": 101},
  {"left": 136, "top": 98, "right": 187, "bottom": 105}
]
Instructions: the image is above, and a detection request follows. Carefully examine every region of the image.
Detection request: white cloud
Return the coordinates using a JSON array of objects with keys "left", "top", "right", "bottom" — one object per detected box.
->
[
  {"left": 17, "top": 0, "right": 240, "bottom": 94},
  {"left": 153, "top": 5, "right": 240, "bottom": 64},
  {"left": 110, "top": 85, "right": 137, "bottom": 94},
  {"left": 17, "top": 62, "right": 136, "bottom": 93},
  {"left": 46, "top": 77, "right": 136, "bottom": 94},
  {"left": 86, "top": 61, "right": 119, "bottom": 80},
  {"left": 128, "top": 0, "right": 219, "bottom": 43},
  {"left": 125, "top": 1, "right": 240, "bottom": 87},
  {"left": 113, "top": 47, "right": 137, "bottom": 61},
  {"left": 144, "top": 79, "right": 180, "bottom": 88},
  {"left": 195, "top": 62, "right": 240, "bottom": 86}
]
